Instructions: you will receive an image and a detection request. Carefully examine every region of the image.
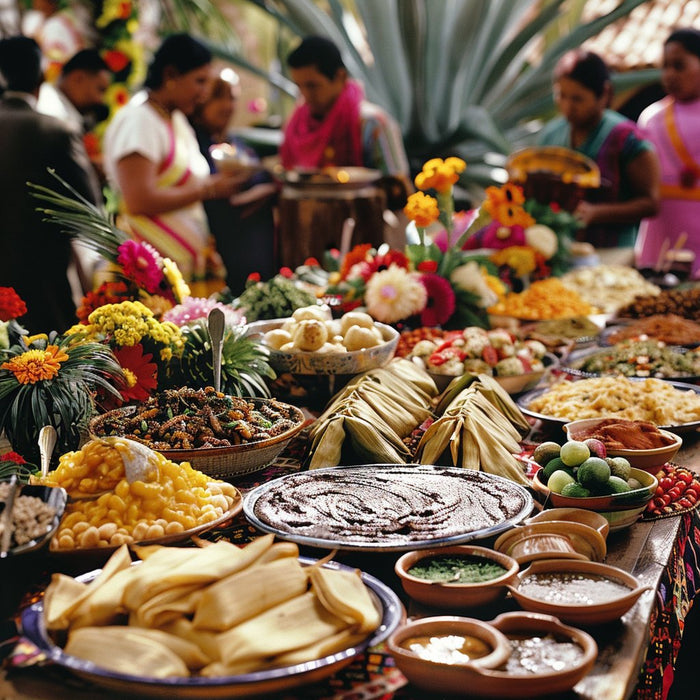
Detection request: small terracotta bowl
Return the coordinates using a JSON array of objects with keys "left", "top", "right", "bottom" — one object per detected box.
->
[
  {"left": 525, "top": 507, "right": 610, "bottom": 540},
  {"left": 395, "top": 545, "right": 519, "bottom": 610},
  {"left": 563, "top": 417, "right": 682, "bottom": 472},
  {"left": 387, "top": 616, "right": 511, "bottom": 695},
  {"left": 493, "top": 520, "right": 607, "bottom": 565},
  {"left": 506, "top": 559, "right": 651, "bottom": 626}
]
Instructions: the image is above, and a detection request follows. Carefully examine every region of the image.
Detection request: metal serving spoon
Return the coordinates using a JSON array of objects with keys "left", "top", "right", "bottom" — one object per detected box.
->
[
  {"left": 208, "top": 307, "right": 225, "bottom": 393},
  {"left": 38, "top": 425, "right": 58, "bottom": 479}
]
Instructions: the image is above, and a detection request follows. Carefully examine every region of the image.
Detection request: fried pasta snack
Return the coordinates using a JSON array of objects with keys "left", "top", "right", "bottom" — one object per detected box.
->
[{"left": 43, "top": 536, "right": 381, "bottom": 679}]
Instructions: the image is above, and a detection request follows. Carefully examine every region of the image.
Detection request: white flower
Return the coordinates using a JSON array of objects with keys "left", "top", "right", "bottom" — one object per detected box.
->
[
  {"left": 450, "top": 261, "right": 498, "bottom": 308},
  {"left": 0, "top": 321, "right": 9, "bottom": 350},
  {"left": 525, "top": 224, "right": 558, "bottom": 259},
  {"left": 364, "top": 264, "right": 427, "bottom": 323}
]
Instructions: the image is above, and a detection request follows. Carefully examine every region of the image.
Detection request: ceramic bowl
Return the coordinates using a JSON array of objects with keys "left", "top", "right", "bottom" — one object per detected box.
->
[
  {"left": 525, "top": 507, "right": 610, "bottom": 540},
  {"left": 387, "top": 612, "right": 598, "bottom": 698},
  {"left": 506, "top": 559, "right": 651, "bottom": 626},
  {"left": 387, "top": 616, "right": 512, "bottom": 695},
  {"left": 395, "top": 545, "right": 519, "bottom": 609},
  {"left": 531, "top": 467, "right": 657, "bottom": 530},
  {"left": 493, "top": 521, "right": 606, "bottom": 565},
  {"left": 563, "top": 417, "right": 683, "bottom": 471}
]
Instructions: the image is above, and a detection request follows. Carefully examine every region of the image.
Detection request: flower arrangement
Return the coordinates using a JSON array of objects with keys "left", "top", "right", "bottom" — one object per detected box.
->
[
  {"left": 0, "top": 332, "right": 123, "bottom": 464},
  {"left": 0, "top": 450, "right": 36, "bottom": 483}
]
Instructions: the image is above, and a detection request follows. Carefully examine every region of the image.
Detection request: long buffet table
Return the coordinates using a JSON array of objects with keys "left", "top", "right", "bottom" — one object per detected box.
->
[{"left": 1, "top": 431, "right": 699, "bottom": 700}]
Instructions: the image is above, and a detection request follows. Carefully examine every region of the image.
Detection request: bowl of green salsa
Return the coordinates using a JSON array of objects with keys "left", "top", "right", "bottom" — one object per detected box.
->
[{"left": 395, "top": 545, "right": 519, "bottom": 609}]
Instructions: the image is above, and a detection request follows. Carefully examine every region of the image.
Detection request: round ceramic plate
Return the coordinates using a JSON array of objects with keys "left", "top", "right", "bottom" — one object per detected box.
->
[
  {"left": 243, "top": 464, "right": 534, "bottom": 552},
  {"left": 562, "top": 344, "right": 700, "bottom": 382},
  {"left": 48, "top": 494, "right": 243, "bottom": 557},
  {"left": 20, "top": 557, "right": 403, "bottom": 699},
  {"left": 516, "top": 379, "right": 700, "bottom": 433}
]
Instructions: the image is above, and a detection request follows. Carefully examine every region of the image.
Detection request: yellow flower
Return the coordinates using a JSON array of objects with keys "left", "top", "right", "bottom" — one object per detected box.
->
[
  {"left": 404, "top": 191, "right": 440, "bottom": 228},
  {"left": 490, "top": 246, "right": 537, "bottom": 277},
  {"left": 1, "top": 345, "right": 69, "bottom": 384},
  {"left": 23, "top": 333, "right": 49, "bottom": 346},
  {"left": 163, "top": 259, "right": 191, "bottom": 303},
  {"left": 414, "top": 157, "right": 466, "bottom": 193}
]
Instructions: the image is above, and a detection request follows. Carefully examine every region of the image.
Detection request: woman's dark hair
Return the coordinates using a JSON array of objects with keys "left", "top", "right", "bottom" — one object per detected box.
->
[
  {"left": 0, "top": 36, "right": 42, "bottom": 93},
  {"left": 553, "top": 49, "right": 610, "bottom": 98},
  {"left": 287, "top": 36, "right": 345, "bottom": 80},
  {"left": 666, "top": 28, "right": 700, "bottom": 59},
  {"left": 144, "top": 33, "right": 212, "bottom": 89}
]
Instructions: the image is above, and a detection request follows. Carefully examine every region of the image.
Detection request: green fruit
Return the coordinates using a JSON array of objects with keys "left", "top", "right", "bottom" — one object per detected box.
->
[
  {"left": 548, "top": 470, "right": 576, "bottom": 494},
  {"left": 532, "top": 441, "right": 561, "bottom": 466},
  {"left": 627, "top": 477, "right": 643, "bottom": 491},
  {"left": 542, "top": 458, "right": 572, "bottom": 483},
  {"left": 606, "top": 457, "right": 631, "bottom": 481},
  {"left": 608, "top": 476, "right": 632, "bottom": 494},
  {"left": 560, "top": 441, "right": 591, "bottom": 467},
  {"left": 561, "top": 482, "right": 592, "bottom": 498},
  {"left": 577, "top": 457, "right": 611, "bottom": 489}
]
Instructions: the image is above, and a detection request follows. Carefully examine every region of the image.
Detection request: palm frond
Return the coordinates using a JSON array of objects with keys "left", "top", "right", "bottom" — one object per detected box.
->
[{"left": 28, "top": 169, "right": 127, "bottom": 264}]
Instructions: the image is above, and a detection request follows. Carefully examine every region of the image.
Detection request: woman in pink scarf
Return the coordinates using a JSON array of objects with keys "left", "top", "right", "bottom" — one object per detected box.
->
[{"left": 280, "top": 36, "right": 408, "bottom": 178}]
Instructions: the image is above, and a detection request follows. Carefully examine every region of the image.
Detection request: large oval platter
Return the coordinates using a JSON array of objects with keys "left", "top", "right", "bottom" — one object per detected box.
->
[
  {"left": 20, "top": 557, "right": 403, "bottom": 699},
  {"left": 517, "top": 378, "right": 700, "bottom": 433},
  {"left": 243, "top": 464, "right": 534, "bottom": 552}
]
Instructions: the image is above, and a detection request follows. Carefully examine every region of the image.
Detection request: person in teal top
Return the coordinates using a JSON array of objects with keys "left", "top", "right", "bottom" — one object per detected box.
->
[{"left": 538, "top": 50, "right": 660, "bottom": 250}]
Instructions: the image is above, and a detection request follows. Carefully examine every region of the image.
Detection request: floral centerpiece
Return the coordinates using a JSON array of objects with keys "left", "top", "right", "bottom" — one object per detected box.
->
[{"left": 0, "top": 327, "right": 123, "bottom": 465}]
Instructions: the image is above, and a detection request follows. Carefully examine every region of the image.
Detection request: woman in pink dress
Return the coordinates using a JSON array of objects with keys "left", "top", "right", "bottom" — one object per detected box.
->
[{"left": 635, "top": 28, "right": 700, "bottom": 279}]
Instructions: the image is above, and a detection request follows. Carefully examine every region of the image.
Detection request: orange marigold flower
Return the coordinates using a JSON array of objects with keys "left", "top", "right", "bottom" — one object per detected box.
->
[
  {"left": 1, "top": 345, "right": 69, "bottom": 384},
  {"left": 492, "top": 203, "right": 535, "bottom": 228},
  {"left": 414, "top": 157, "right": 466, "bottom": 193},
  {"left": 403, "top": 191, "right": 439, "bottom": 228},
  {"left": 502, "top": 182, "right": 526, "bottom": 206},
  {"left": 482, "top": 185, "right": 508, "bottom": 217},
  {"left": 340, "top": 243, "right": 373, "bottom": 280}
]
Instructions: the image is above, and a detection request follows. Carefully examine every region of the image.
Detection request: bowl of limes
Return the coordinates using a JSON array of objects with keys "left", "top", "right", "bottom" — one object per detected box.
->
[{"left": 529, "top": 440, "right": 658, "bottom": 530}]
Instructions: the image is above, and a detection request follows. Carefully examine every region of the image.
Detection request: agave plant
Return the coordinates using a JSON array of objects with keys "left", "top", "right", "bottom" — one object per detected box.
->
[
  {"left": 154, "top": 0, "right": 658, "bottom": 195},
  {"left": 162, "top": 319, "right": 275, "bottom": 397}
]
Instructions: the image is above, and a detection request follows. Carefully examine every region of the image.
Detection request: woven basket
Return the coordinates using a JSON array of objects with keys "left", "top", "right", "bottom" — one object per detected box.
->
[{"left": 89, "top": 399, "right": 306, "bottom": 479}]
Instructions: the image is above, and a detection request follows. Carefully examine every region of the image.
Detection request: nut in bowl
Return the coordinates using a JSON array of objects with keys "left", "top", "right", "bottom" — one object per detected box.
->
[
  {"left": 563, "top": 417, "right": 682, "bottom": 472},
  {"left": 246, "top": 306, "right": 399, "bottom": 375},
  {"left": 394, "top": 545, "right": 519, "bottom": 609}
]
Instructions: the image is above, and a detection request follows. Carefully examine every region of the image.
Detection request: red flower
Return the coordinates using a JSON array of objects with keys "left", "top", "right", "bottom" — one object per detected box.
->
[
  {"left": 304, "top": 257, "right": 320, "bottom": 266},
  {"left": 368, "top": 250, "right": 409, "bottom": 274},
  {"left": 114, "top": 344, "right": 158, "bottom": 403},
  {"left": 77, "top": 281, "right": 131, "bottom": 323},
  {"left": 549, "top": 202, "right": 561, "bottom": 213},
  {"left": 340, "top": 243, "right": 372, "bottom": 280},
  {"left": 417, "top": 260, "right": 439, "bottom": 273},
  {"left": 279, "top": 267, "right": 294, "bottom": 278},
  {"left": 246, "top": 272, "right": 261, "bottom": 284},
  {"left": 0, "top": 287, "right": 27, "bottom": 321},
  {"left": 103, "top": 49, "right": 130, "bottom": 73},
  {"left": 419, "top": 274, "right": 456, "bottom": 327},
  {"left": 0, "top": 451, "right": 26, "bottom": 464}
]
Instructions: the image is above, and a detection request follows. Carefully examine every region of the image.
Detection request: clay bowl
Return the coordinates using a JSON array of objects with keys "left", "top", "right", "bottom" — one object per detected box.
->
[
  {"left": 493, "top": 521, "right": 606, "bottom": 565},
  {"left": 563, "top": 417, "right": 683, "bottom": 472},
  {"left": 387, "top": 616, "right": 511, "bottom": 695},
  {"left": 525, "top": 507, "right": 610, "bottom": 540},
  {"left": 506, "top": 559, "right": 651, "bottom": 626},
  {"left": 531, "top": 467, "right": 658, "bottom": 531},
  {"left": 394, "top": 545, "right": 519, "bottom": 609}
]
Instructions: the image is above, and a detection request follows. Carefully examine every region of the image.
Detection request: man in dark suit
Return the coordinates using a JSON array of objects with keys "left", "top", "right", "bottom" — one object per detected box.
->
[{"left": 0, "top": 36, "right": 101, "bottom": 334}]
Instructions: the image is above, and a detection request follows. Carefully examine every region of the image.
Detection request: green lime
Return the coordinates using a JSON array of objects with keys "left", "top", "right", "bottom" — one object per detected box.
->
[
  {"left": 532, "top": 441, "right": 561, "bottom": 467},
  {"left": 542, "top": 458, "right": 573, "bottom": 483},
  {"left": 548, "top": 469, "right": 576, "bottom": 494},
  {"left": 606, "top": 457, "right": 631, "bottom": 481},
  {"left": 577, "top": 457, "right": 611, "bottom": 489},
  {"left": 560, "top": 441, "right": 591, "bottom": 467},
  {"left": 561, "top": 482, "right": 592, "bottom": 498},
  {"left": 608, "top": 475, "right": 632, "bottom": 494}
]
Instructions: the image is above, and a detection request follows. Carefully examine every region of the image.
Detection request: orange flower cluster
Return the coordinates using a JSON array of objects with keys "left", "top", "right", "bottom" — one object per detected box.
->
[
  {"left": 1, "top": 345, "right": 69, "bottom": 384},
  {"left": 414, "top": 157, "right": 467, "bottom": 193},
  {"left": 403, "top": 191, "right": 440, "bottom": 228},
  {"left": 483, "top": 183, "right": 535, "bottom": 228}
]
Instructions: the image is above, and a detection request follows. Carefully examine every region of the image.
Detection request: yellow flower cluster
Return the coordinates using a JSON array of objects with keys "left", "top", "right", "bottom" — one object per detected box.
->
[
  {"left": 414, "top": 157, "right": 467, "bottom": 193},
  {"left": 490, "top": 246, "right": 538, "bottom": 277},
  {"left": 76, "top": 300, "right": 183, "bottom": 355},
  {"left": 403, "top": 191, "right": 440, "bottom": 228},
  {"left": 1, "top": 345, "right": 69, "bottom": 385},
  {"left": 163, "top": 258, "right": 191, "bottom": 303}
]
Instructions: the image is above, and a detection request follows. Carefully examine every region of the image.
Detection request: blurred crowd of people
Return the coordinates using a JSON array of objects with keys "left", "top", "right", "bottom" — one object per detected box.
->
[{"left": 1, "top": 3, "right": 699, "bottom": 334}]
